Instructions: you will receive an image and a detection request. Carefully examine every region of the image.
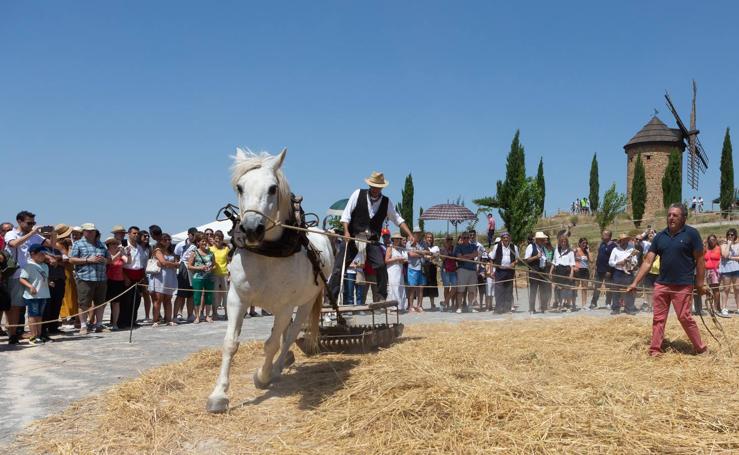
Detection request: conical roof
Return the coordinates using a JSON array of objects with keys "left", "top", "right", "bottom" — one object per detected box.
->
[{"left": 624, "top": 116, "right": 684, "bottom": 149}]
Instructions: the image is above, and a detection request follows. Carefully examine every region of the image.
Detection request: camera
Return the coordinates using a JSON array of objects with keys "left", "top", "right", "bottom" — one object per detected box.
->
[{"left": 39, "top": 225, "right": 54, "bottom": 234}]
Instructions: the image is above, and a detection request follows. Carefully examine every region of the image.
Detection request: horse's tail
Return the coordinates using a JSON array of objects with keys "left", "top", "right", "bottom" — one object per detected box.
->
[{"left": 306, "top": 287, "right": 323, "bottom": 354}]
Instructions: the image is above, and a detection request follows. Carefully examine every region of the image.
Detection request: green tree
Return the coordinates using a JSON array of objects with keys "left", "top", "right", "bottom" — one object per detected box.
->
[
  {"left": 395, "top": 173, "right": 414, "bottom": 230},
  {"left": 496, "top": 130, "right": 526, "bottom": 230},
  {"left": 418, "top": 207, "right": 425, "bottom": 232},
  {"left": 506, "top": 178, "right": 542, "bottom": 245},
  {"left": 661, "top": 149, "right": 682, "bottom": 208},
  {"left": 596, "top": 183, "right": 627, "bottom": 231},
  {"left": 631, "top": 153, "right": 647, "bottom": 227},
  {"left": 589, "top": 153, "right": 599, "bottom": 212},
  {"left": 720, "top": 128, "right": 735, "bottom": 218},
  {"left": 536, "top": 157, "right": 546, "bottom": 216}
]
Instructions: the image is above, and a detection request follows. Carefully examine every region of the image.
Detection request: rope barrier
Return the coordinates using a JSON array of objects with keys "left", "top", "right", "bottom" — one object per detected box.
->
[{"left": 2, "top": 283, "right": 138, "bottom": 328}]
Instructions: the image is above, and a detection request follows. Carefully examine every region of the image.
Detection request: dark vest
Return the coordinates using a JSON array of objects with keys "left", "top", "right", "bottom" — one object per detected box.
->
[
  {"left": 348, "top": 189, "right": 388, "bottom": 238},
  {"left": 493, "top": 242, "right": 516, "bottom": 266}
]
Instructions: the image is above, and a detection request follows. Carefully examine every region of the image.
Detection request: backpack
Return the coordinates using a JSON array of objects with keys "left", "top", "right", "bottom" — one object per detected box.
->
[{"left": 0, "top": 249, "right": 19, "bottom": 280}]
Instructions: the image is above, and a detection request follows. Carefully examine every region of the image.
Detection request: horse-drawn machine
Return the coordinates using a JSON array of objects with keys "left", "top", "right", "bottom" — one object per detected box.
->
[{"left": 217, "top": 200, "right": 403, "bottom": 355}]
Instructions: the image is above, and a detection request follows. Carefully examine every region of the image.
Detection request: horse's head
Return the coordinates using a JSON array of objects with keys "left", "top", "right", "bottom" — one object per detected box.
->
[{"left": 231, "top": 147, "right": 290, "bottom": 246}]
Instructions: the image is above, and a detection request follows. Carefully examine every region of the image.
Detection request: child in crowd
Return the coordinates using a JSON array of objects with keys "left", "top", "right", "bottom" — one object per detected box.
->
[{"left": 19, "top": 244, "right": 52, "bottom": 344}]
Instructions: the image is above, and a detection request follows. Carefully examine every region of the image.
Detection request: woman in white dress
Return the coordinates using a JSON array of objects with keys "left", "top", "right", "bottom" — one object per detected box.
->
[
  {"left": 149, "top": 234, "right": 180, "bottom": 326},
  {"left": 385, "top": 232, "right": 408, "bottom": 312}
]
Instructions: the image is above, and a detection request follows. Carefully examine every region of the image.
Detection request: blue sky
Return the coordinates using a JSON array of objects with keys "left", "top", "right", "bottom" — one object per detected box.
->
[{"left": 1, "top": 1, "right": 737, "bottom": 235}]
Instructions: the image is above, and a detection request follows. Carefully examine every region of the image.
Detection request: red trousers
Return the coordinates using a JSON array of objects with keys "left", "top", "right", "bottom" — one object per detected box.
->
[{"left": 650, "top": 283, "right": 706, "bottom": 356}]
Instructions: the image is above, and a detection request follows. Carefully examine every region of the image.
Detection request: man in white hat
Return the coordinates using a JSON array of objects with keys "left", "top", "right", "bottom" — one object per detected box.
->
[
  {"left": 68, "top": 223, "right": 110, "bottom": 334},
  {"left": 328, "top": 171, "right": 414, "bottom": 303},
  {"left": 524, "top": 232, "right": 550, "bottom": 313}
]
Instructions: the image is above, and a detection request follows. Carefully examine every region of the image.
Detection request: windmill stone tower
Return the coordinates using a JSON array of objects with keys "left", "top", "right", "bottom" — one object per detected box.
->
[{"left": 624, "top": 116, "right": 685, "bottom": 217}]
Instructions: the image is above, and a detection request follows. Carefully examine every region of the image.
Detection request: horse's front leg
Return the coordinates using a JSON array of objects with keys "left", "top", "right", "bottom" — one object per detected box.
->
[
  {"left": 254, "top": 307, "right": 293, "bottom": 389},
  {"left": 272, "top": 301, "right": 312, "bottom": 378},
  {"left": 206, "top": 286, "right": 248, "bottom": 413}
]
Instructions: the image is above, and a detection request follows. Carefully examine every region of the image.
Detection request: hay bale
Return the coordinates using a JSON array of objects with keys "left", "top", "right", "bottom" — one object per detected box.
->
[{"left": 16, "top": 316, "right": 739, "bottom": 454}]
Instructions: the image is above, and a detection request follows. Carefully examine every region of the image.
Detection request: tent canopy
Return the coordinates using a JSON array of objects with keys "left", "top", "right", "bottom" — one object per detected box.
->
[
  {"left": 327, "top": 198, "right": 349, "bottom": 217},
  {"left": 171, "top": 220, "right": 233, "bottom": 244}
]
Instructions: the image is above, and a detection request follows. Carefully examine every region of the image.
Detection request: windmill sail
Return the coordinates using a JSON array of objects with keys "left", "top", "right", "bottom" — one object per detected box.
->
[{"left": 665, "top": 81, "right": 708, "bottom": 190}]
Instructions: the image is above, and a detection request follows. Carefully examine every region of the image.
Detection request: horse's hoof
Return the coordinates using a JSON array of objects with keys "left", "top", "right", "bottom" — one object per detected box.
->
[
  {"left": 284, "top": 350, "right": 296, "bottom": 368},
  {"left": 253, "top": 369, "right": 271, "bottom": 390},
  {"left": 206, "top": 396, "right": 229, "bottom": 414}
]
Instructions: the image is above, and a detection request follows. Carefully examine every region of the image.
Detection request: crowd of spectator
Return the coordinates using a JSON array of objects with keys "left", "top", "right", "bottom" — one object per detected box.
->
[
  {"left": 0, "top": 210, "right": 249, "bottom": 346},
  {"left": 2, "top": 208, "right": 738, "bottom": 346},
  {"left": 339, "top": 223, "right": 739, "bottom": 319}
]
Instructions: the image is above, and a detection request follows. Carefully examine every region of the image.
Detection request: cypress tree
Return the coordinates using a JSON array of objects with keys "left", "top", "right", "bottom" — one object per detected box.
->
[
  {"left": 631, "top": 153, "right": 647, "bottom": 227},
  {"left": 536, "top": 157, "right": 546, "bottom": 216},
  {"left": 496, "top": 130, "right": 526, "bottom": 230},
  {"left": 507, "top": 178, "right": 541, "bottom": 244},
  {"left": 418, "top": 207, "right": 425, "bottom": 232},
  {"left": 589, "top": 154, "right": 599, "bottom": 212},
  {"left": 396, "top": 173, "right": 414, "bottom": 230},
  {"left": 662, "top": 149, "right": 682, "bottom": 208},
  {"left": 720, "top": 128, "right": 735, "bottom": 218}
]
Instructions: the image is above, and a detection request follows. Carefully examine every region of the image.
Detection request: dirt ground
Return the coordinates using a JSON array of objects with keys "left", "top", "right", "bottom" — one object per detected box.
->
[{"left": 13, "top": 314, "right": 739, "bottom": 454}]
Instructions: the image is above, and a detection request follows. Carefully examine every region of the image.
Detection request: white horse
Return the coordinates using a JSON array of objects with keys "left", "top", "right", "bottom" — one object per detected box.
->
[{"left": 206, "top": 148, "right": 334, "bottom": 413}]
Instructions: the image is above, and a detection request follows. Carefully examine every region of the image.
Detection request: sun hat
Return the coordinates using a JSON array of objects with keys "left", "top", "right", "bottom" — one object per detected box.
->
[
  {"left": 104, "top": 236, "right": 119, "bottom": 245},
  {"left": 365, "top": 171, "right": 389, "bottom": 188},
  {"left": 494, "top": 237, "right": 501, "bottom": 243},
  {"left": 111, "top": 225, "right": 126, "bottom": 233},
  {"left": 54, "top": 223, "right": 73, "bottom": 239},
  {"left": 381, "top": 228, "right": 391, "bottom": 236},
  {"left": 390, "top": 232, "right": 404, "bottom": 240},
  {"left": 81, "top": 222, "right": 96, "bottom": 231},
  {"left": 500, "top": 231, "right": 511, "bottom": 238},
  {"left": 618, "top": 233, "right": 632, "bottom": 241},
  {"left": 71, "top": 226, "right": 83, "bottom": 233}
]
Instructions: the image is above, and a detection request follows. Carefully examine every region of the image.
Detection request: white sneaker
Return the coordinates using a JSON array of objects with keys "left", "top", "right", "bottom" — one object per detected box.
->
[
  {"left": 721, "top": 308, "right": 730, "bottom": 317},
  {"left": 455, "top": 308, "right": 462, "bottom": 314}
]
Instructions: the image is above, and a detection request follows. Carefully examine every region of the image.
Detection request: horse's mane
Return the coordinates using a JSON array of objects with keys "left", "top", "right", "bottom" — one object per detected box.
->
[{"left": 231, "top": 148, "right": 291, "bottom": 215}]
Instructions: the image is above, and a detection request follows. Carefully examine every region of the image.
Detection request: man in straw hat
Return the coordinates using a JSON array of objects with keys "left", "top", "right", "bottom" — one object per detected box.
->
[
  {"left": 627, "top": 203, "right": 707, "bottom": 356},
  {"left": 68, "top": 223, "right": 110, "bottom": 335},
  {"left": 524, "top": 231, "right": 550, "bottom": 314},
  {"left": 328, "top": 171, "right": 414, "bottom": 303}
]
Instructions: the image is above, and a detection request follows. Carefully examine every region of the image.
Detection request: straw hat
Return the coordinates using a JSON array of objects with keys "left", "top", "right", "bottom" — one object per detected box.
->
[
  {"left": 111, "top": 224, "right": 126, "bottom": 234},
  {"left": 54, "top": 223, "right": 73, "bottom": 239},
  {"left": 534, "top": 231, "right": 548, "bottom": 240},
  {"left": 618, "top": 233, "right": 632, "bottom": 241},
  {"left": 104, "top": 236, "right": 119, "bottom": 245},
  {"left": 390, "top": 232, "right": 404, "bottom": 240},
  {"left": 365, "top": 171, "right": 389, "bottom": 188},
  {"left": 81, "top": 222, "right": 96, "bottom": 231}
]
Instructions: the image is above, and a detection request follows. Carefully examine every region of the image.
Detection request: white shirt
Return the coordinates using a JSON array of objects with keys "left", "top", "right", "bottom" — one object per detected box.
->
[
  {"left": 174, "top": 239, "right": 191, "bottom": 258},
  {"left": 525, "top": 243, "right": 547, "bottom": 269},
  {"left": 124, "top": 244, "right": 148, "bottom": 270},
  {"left": 608, "top": 246, "right": 634, "bottom": 272},
  {"left": 340, "top": 189, "right": 405, "bottom": 227},
  {"left": 553, "top": 248, "right": 576, "bottom": 267},
  {"left": 496, "top": 244, "right": 518, "bottom": 267},
  {"left": 4, "top": 229, "right": 45, "bottom": 279}
]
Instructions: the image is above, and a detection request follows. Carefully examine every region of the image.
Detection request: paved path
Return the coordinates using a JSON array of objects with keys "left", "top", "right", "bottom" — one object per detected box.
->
[{"left": 0, "top": 290, "right": 628, "bottom": 447}]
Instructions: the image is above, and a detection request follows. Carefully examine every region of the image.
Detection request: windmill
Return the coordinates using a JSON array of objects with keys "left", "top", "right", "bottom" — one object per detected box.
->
[{"left": 664, "top": 80, "right": 709, "bottom": 190}]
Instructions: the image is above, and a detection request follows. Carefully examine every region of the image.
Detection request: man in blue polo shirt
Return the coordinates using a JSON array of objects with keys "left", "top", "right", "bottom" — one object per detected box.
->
[{"left": 627, "top": 203, "right": 707, "bottom": 356}]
